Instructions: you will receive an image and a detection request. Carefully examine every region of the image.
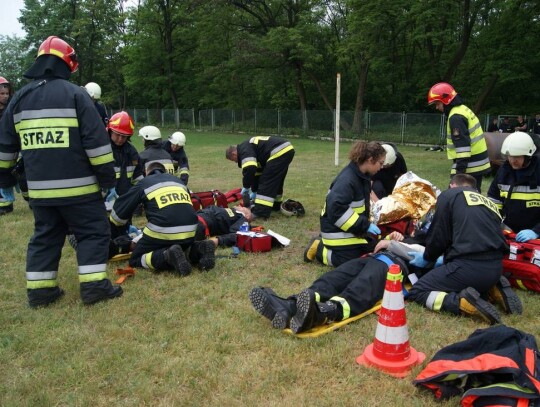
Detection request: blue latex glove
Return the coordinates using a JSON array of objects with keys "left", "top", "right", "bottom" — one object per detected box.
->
[
  {"left": 367, "top": 223, "right": 381, "bottom": 235},
  {"left": 435, "top": 255, "right": 444, "bottom": 267},
  {"left": 408, "top": 251, "right": 430, "bottom": 268},
  {"left": 105, "top": 187, "right": 118, "bottom": 202},
  {"left": 250, "top": 192, "right": 256, "bottom": 200},
  {"left": 128, "top": 225, "right": 141, "bottom": 236},
  {"left": 240, "top": 187, "right": 251, "bottom": 195},
  {"left": 516, "top": 229, "right": 539, "bottom": 242},
  {"left": 0, "top": 187, "right": 15, "bottom": 202}
]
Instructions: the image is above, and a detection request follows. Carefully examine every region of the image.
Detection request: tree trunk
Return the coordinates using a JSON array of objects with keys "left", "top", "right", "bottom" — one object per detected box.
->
[
  {"left": 352, "top": 61, "right": 369, "bottom": 135},
  {"left": 294, "top": 63, "right": 309, "bottom": 132},
  {"left": 473, "top": 74, "right": 499, "bottom": 114}
]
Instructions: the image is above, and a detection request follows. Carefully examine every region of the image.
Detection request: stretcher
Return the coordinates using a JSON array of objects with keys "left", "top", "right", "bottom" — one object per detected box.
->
[
  {"left": 109, "top": 253, "right": 132, "bottom": 262},
  {"left": 284, "top": 302, "right": 382, "bottom": 338}
]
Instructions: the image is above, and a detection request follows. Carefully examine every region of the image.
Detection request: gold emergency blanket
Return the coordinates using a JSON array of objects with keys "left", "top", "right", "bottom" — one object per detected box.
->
[{"left": 372, "top": 171, "right": 438, "bottom": 225}]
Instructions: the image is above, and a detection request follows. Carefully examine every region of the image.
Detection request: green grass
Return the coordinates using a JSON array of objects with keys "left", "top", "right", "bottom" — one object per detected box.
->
[{"left": 0, "top": 132, "right": 537, "bottom": 406}]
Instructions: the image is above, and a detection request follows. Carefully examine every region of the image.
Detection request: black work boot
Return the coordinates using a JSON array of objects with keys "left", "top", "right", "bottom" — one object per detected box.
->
[
  {"left": 290, "top": 289, "right": 338, "bottom": 334},
  {"left": 28, "top": 287, "right": 65, "bottom": 308},
  {"left": 487, "top": 276, "right": 523, "bottom": 315},
  {"left": 459, "top": 287, "right": 501, "bottom": 325},
  {"left": 249, "top": 287, "right": 297, "bottom": 329},
  {"left": 0, "top": 205, "right": 13, "bottom": 215},
  {"left": 196, "top": 240, "right": 216, "bottom": 271},
  {"left": 80, "top": 279, "right": 123, "bottom": 305},
  {"left": 164, "top": 244, "right": 192, "bottom": 276}
]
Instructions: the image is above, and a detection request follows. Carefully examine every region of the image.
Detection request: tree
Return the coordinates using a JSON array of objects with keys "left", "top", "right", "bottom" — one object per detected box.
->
[{"left": 0, "top": 35, "right": 31, "bottom": 91}]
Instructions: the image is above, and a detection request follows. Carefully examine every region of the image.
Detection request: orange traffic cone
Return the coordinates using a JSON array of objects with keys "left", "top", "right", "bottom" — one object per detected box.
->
[{"left": 356, "top": 263, "right": 425, "bottom": 378}]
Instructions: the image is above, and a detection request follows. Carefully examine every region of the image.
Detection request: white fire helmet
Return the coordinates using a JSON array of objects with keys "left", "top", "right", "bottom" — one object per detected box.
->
[
  {"left": 169, "top": 131, "right": 186, "bottom": 146},
  {"left": 382, "top": 144, "right": 397, "bottom": 166},
  {"left": 138, "top": 125, "right": 162, "bottom": 141},
  {"left": 84, "top": 82, "right": 102, "bottom": 99},
  {"left": 501, "top": 132, "right": 537, "bottom": 157}
]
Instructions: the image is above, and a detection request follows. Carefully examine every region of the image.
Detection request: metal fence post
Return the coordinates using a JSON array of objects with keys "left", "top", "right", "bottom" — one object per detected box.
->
[
  {"left": 211, "top": 108, "right": 215, "bottom": 131},
  {"left": 401, "top": 111, "right": 406, "bottom": 144}
]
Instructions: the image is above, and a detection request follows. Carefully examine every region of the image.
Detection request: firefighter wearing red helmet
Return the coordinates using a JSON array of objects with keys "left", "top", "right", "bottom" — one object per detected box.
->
[
  {"left": 0, "top": 36, "right": 122, "bottom": 307},
  {"left": 105, "top": 111, "right": 143, "bottom": 204},
  {"left": 428, "top": 82, "right": 491, "bottom": 191}
]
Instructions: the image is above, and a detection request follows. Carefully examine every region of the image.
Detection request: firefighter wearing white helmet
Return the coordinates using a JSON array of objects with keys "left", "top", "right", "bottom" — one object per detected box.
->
[
  {"left": 488, "top": 131, "right": 540, "bottom": 243},
  {"left": 138, "top": 126, "right": 175, "bottom": 175},
  {"left": 371, "top": 143, "right": 408, "bottom": 200},
  {"left": 163, "top": 131, "right": 190, "bottom": 185},
  {"left": 84, "top": 82, "right": 108, "bottom": 126}
]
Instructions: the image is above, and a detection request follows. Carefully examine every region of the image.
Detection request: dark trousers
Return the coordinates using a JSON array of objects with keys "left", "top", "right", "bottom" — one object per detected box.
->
[
  {"left": 27, "top": 200, "right": 110, "bottom": 287},
  {"left": 309, "top": 257, "right": 388, "bottom": 318},
  {"left": 408, "top": 257, "right": 502, "bottom": 315},
  {"left": 315, "top": 240, "right": 376, "bottom": 267},
  {"left": 252, "top": 150, "right": 294, "bottom": 217}
]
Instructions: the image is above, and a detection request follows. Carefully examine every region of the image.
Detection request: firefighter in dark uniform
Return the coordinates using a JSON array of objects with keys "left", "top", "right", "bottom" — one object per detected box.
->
[
  {"left": 249, "top": 237, "right": 415, "bottom": 333},
  {"left": 163, "top": 131, "right": 190, "bottom": 186},
  {"left": 407, "top": 174, "right": 521, "bottom": 324},
  {"left": 84, "top": 82, "right": 108, "bottom": 126},
  {"left": 0, "top": 36, "right": 122, "bottom": 307},
  {"left": 110, "top": 162, "right": 216, "bottom": 276},
  {"left": 104, "top": 111, "right": 143, "bottom": 203},
  {"left": 195, "top": 205, "right": 253, "bottom": 248},
  {"left": 371, "top": 143, "right": 408, "bottom": 200},
  {"left": 225, "top": 136, "right": 295, "bottom": 219},
  {"left": 488, "top": 132, "right": 540, "bottom": 242},
  {"left": 0, "top": 76, "right": 15, "bottom": 215},
  {"left": 428, "top": 82, "right": 491, "bottom": 192},
  {"left": 137, "top": 126, "right": 175, "bottom": 175},
  {"left": 303, "top": 141, "right": 386, "bottom": 267}
]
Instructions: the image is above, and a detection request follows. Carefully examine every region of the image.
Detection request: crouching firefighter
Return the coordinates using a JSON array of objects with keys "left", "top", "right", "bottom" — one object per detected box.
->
[
  {"left": 249, "top": 236, "right": 416, "bottom": 333},
  {"left": 225, "top": 136, "right": 294, "bottom": 219},
  {"left": 407, "top": 174, "right": 521, "bottom": 324},
  {"left": 109, "top": 162, "right": 216, "bottom": 276}
]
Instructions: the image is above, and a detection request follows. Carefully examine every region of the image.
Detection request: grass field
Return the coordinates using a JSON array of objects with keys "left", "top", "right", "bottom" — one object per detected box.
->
[{"left": 1, "top": 132, "right": 538, "bottom": 406}]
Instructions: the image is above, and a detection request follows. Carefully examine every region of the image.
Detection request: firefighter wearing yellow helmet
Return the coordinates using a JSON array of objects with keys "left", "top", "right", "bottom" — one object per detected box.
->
[
  {"left": 0, "top": 35, "right": 122, "bottom": 307},
  {"left": 428, "top": 82, "right": 491, "bottom": 191},
  {"left": 163, "top": 131, "right": 190, "bottom": 186},
  {"left": 487, "top": 132, "right": 540, "bottom": 242}
]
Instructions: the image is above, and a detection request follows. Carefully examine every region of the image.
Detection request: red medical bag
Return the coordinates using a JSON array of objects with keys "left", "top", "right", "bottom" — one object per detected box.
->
[
  {"left": 236, "top": 232, "right": 272, "bottom": 253},
  {"left": 502, "top": 233, "right": 540, "bottom": 293}
]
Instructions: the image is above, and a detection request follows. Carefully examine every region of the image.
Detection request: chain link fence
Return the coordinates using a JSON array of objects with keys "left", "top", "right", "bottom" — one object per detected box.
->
[{"left": 115, "top": 108, "right": 492, "bottom": 146}]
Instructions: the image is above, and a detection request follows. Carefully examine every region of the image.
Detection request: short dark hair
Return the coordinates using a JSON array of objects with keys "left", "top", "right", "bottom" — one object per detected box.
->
[
  {"left": 450, "top": 173, "right": 477, "bottom": 188},
  {"left": 225, "top": 145, "right": 237, "bottom": 160},
  {"left": 146, "top": 162, "right": 166, "bottom": 175}
]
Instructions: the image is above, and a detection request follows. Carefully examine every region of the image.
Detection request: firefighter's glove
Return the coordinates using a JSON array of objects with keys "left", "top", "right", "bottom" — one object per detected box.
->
[
  {"left": 367, "top": 223, "right": 381, "bottom": 236},
  {"left": 250, "top": 191, "right": 256, "bottom": 200},
  {"left": 105, "top": 187, "right": 118, "bottom": 202},
  {"left": 240, "top": 187, "right": 252, "bottom": 196},
  {"left": 0, "top": 187, "right": 15, "bottom": 202},
  {"left": 516, "top": 229, "right": 539, "bottom": 242},
  {"left": 408, "top": 251, "right": 430, "bottom": 268},
  {"left": 435, "top": 255, "right": 444, "bottom": 268},
  {"left": 128, "top": 225, "right": 142, "bottom": 236}
]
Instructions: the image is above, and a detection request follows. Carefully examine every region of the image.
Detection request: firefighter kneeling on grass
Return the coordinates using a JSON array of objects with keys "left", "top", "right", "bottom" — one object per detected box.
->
[
  {"left": 109, "top": 162, "right": 215, "bottom": 275},
  {"left": 407, "top": 174, "right": 522, "bottom": 324}
]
